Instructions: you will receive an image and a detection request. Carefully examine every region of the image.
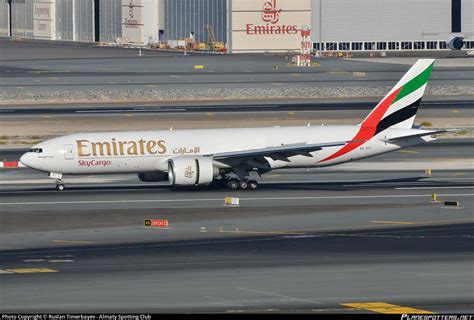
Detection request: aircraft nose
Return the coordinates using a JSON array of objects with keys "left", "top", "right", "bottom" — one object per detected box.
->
[{"left": 20, "top": 152, "right": 35, "bottom": 169}]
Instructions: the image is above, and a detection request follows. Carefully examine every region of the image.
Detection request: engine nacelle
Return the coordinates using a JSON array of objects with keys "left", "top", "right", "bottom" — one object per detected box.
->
[
  {"left": 447, "top": 36, "right": 464, "bottom": 50},
  {"left": 138, "top": 172, "right": 168, "bottom": 182},
  {"left": 168, "top": 157, "right": 219, "bottom": 186}
]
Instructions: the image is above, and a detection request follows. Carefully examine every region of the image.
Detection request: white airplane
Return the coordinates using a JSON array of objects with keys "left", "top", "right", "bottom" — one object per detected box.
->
[{"left": 21, "top": 59, "right": 446, "bottom": 191}]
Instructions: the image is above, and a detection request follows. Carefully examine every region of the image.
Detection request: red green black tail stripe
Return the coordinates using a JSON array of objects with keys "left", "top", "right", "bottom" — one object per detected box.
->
[{"left": 319, "top": 61, "right": 434, "bottom": 163}]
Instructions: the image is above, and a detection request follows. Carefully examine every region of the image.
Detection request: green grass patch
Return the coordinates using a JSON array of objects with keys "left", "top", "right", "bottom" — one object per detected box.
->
[
  {"left": 454, "top": 130, "right": 469, "bottom": 136},
  {"left": 419, "top": 121, "right": 432, "bottom": 127}
]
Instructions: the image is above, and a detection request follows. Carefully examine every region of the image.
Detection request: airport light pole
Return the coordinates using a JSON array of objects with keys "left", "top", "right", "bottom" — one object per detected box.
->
[{"left": 319, "top": 0, "right": 322, "bottom": 56}]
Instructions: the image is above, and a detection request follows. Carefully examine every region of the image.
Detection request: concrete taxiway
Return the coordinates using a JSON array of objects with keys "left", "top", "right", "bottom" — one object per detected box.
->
[{"left": 1, "top": 38, "right": 473, "bottom": 93}]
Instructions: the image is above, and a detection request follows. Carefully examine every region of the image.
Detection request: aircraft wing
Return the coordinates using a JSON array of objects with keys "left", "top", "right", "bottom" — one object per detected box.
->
[{"left": 209, "top": 141, "right": 347, "bottom": 162}]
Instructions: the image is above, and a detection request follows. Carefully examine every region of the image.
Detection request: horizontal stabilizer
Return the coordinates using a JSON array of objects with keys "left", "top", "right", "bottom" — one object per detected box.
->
[{"left": 382, "top": 130, "right": 450, "bottom": 143}]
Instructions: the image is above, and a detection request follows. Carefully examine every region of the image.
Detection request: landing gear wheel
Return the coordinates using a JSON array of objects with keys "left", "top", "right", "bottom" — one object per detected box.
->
[
  {"left": 227, "top": 179, "right": 239, "bottom": 190},
  {"left": 239, "top": 181, "right": 248, "bottom": 190},
  {"left": 56, "top": 183, "right": 65, "bottom": 191},
  {"left": 248, "top": 180, "right": 258, "bottom": 190}
]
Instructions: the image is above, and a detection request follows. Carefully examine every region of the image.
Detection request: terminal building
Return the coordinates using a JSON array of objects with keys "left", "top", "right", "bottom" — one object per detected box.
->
[{"left": 0, "top": 0, "right": 473, "bottom": 52}]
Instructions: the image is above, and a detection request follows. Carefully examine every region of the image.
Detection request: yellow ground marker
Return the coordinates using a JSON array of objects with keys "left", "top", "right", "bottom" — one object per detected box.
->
[
  {"left": 41, "top": 115, "right": 51, "bottom": 119},
  {"left": 53, "top": 240, "right": 94, "bottom": 244},
  {"left": 352, "top": 72, "right": 366, "bottom": 77},
  {"left": 123, "top": 113, "right": 133, "bottom": 117},
  {"left": 451, "top": 109, "right": 460, "bottom": 113},
  {"left": 205, "top": 112, "right": 214, "bottom": 116},
  {"left": 16, "top": 86, "right": 25, "bottom": 90},
  {"left": 6, "top": 268, "right": 58, "bottom": 273},
  {"left": 398, "top": 150, "right": 419, "bottom": 154},
  {"left": 194, "top": 65, "right": 204, "bottom": 69},
  {"left": 371, "top": 220, "right": 415, "bottom": 225},
  {"left": 288, "top": 112, "right": 296, "bottom": 115},
  {"left": 341, "top": 302, "right": 434, "bottom": 314}
]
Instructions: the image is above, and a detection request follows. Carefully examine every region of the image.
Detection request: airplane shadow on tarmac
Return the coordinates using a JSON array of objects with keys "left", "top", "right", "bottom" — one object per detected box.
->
[{"left": 13, "top": 176, "right": 436, "bottom": 193}]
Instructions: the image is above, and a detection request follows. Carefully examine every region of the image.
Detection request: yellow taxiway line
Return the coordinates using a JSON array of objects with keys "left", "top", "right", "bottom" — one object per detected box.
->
[
  {"left": 4, "top": 268, "right": 58, "bottom": 273},
  {"left": 341, "top": 302, "right": 434, "bottom": 314}
]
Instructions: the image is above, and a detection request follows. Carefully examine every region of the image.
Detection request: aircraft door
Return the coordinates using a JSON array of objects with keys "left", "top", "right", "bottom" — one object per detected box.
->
[{"left": 64, "top": 144, "right": 74, "bottom": 160}]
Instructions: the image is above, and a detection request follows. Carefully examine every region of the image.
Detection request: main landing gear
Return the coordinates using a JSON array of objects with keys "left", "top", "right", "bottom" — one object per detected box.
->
[{"left": 226, "top": 179, "right": 258, "bottom": 190}]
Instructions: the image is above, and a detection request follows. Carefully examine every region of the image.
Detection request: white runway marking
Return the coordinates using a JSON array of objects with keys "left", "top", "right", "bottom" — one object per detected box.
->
[
  {"left": 237, "top": 287, "right": 319, "bottom": 305},
  {"left": 204, "top": 296, "right": 242, "bottom": 305},
  {"left": 396, "top": 186, "right": 474, "bottom": 190},
  {"left": 2, "top": 193, "right": 474, "bottom": 206},
  {"left": 22, "top": 259, "right": 46, "bottom": 262},
  {"left": 0, "top": 270, "right": 13, "bottom": 274}
]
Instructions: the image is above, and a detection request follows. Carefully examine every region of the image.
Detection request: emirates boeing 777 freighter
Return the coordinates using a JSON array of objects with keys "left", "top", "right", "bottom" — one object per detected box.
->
[{"left": 20, "top": 59, "right": 446, "bottom": 191}]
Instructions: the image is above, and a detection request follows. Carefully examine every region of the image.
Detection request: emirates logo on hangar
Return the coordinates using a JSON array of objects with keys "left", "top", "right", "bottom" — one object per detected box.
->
[
  {"left": 246, "top": 0, "right": 298, "bottom": 35},
  {"left": 262, "top": 0, "right": 282, "bottom": 24}
]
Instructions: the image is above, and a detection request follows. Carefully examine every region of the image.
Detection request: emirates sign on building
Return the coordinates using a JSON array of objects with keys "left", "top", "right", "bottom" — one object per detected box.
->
[{"left": 229, "top": 0, "right": 311, "bottom": 53}]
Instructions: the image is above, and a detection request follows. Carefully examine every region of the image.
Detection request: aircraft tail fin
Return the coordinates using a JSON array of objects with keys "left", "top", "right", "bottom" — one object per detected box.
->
[{"left": 360, "top": 59, "right": 435, "bottom": 133}]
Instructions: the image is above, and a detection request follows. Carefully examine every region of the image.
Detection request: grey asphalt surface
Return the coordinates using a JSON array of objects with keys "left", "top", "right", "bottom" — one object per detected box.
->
[
  {"left": 0, "top": 224, "right": 472, "bottom": 313},
  {"left": 1, "top": 99, "right": 473, "bottom": 115},
  {"left": 1, "top": 38, "right": 473, "bottom": 92},
  {"left": 1, "top": 140, "right": 473, "bottom": 313}
]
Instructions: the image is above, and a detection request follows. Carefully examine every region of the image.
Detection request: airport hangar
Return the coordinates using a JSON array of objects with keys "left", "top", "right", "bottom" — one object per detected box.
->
[{"left": 0, "top": 0, "right": 473, "bottom": 53}]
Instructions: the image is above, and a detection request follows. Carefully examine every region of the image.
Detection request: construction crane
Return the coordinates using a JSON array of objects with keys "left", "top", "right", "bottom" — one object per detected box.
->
[{"left": 205, "top": 24, "right": 224, "bottom": 52}]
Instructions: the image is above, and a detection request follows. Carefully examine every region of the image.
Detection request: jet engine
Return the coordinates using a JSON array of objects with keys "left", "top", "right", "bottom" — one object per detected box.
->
[
  {"left": 447, "top": 36, "right": 464, "bottom": 50},
  {"left": 138, "top": 172, "right": 169, "bottom": 182},
  {"left": 168, "top": 157, "right": 219, "bottom": 186}
]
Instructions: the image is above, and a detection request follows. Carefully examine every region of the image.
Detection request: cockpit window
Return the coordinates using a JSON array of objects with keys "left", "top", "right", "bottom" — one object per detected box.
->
[{"left": 29, "top": 148, "right": 43, "bottom": 153}]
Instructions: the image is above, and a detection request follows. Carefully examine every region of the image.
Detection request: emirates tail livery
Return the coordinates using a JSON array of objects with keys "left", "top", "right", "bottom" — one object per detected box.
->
[{"left": 21, "top": 59, "right": 445, "bottom": 191}]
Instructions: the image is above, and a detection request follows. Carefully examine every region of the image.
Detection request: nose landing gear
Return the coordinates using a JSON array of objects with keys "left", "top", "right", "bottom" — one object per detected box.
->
[
  {"left": 55, "top": 180, "right": 65, "bottom": 191},
  {"left": 49, "top": 172, "right": 65, "bottom": 191}
]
